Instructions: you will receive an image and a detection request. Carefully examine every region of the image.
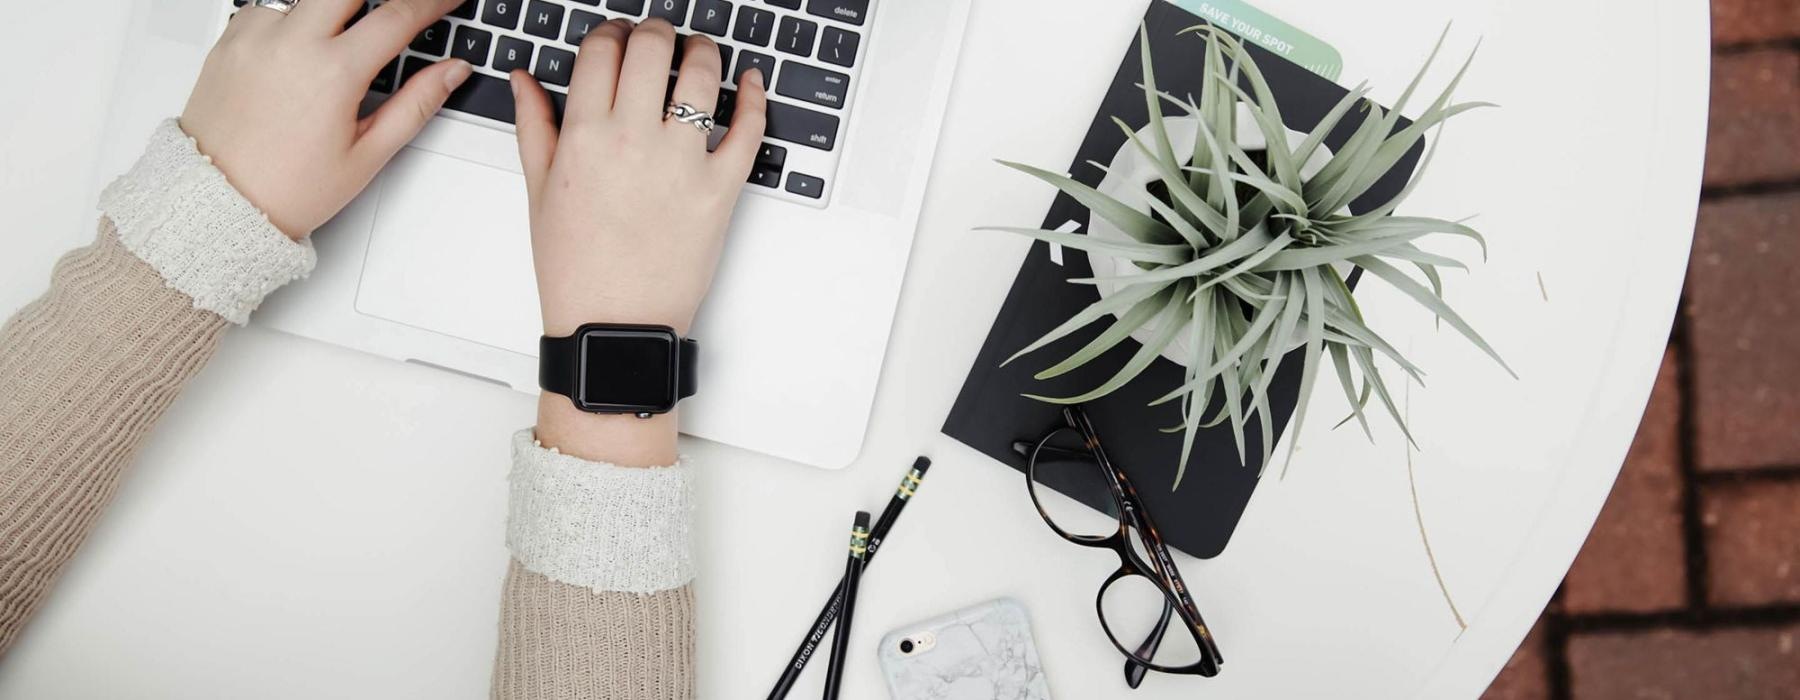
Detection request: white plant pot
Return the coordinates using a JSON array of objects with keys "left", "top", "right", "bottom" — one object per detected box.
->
[{"left": 1085, "top": 104, "right": 1335, "bottom": 367}]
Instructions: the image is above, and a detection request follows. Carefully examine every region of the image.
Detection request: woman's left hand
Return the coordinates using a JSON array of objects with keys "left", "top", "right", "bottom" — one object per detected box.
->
[{"left": 180, "top": 0, "right": 471, "bottom": 240}]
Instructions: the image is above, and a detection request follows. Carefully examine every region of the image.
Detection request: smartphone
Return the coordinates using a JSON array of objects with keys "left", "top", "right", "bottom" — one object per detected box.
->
[{"left": 877, "top": 598, "right": 1052, "bottom": 700}]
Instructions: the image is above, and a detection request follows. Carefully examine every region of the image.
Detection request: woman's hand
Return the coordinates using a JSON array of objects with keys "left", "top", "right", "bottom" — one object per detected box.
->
[
  {"left": 514, "top": 18, "right": 768, "bottom": 339},
  {"left": 181, "top": 0, "right": 471, "bottom": 239},
  {"left": 513, "top": 18, "right": 768, "bottom": 466}
]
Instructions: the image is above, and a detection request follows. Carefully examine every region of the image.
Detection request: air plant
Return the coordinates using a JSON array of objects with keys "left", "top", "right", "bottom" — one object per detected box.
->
[{"left": 984, "top": 25, "right": 1514, "bottom": 487}]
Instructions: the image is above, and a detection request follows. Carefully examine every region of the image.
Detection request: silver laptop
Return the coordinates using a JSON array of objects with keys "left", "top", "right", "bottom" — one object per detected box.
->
[{"left": 98, "top": 0, "right": 970, "bottom": 469}]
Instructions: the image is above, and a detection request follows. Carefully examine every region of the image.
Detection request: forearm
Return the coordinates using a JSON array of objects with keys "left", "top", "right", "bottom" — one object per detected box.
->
[
  {"left": 493, "top": 430, "right": 697, "bottom": 699},
  {"left": 0, "top": 225, "right": 229, "bottom": 656},
  {"left": 0, "top": 121, "right": 311, "bottom": 658}
]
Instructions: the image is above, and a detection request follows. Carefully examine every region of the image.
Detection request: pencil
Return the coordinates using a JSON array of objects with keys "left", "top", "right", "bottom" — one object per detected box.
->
[
  {"left": 821, "top": 511, "right": 870, "bottom": 700},
  {"left": 767, "top": 457, "right": 931, "bottom": 699}
]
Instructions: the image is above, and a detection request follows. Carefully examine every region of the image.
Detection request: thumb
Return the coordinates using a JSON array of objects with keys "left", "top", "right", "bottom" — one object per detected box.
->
[
  {"left": 354, "top": 59, "right": 473, "bottom": 168},
  {"left": 510, "top": 70, "right": 560, "bottom": 205}
]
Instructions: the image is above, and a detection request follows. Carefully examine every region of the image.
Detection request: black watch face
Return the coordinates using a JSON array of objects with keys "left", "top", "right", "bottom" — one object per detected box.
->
[{"left": 577, "top": 328, "right": 679, "bottom": 413}]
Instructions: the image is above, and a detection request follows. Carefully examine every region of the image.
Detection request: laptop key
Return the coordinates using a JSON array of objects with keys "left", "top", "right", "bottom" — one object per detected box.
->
[
  {"left": 775, "top": 16, "right": 817, "bottom": 57},
  {"left": 494, "top": 35, "right": 535, "bottom": 73},
  {"left": 606, "top": 0, "right": 646, "bottom": 15},
  {"left": 691, "top": 0, "right": 730, "bottom": 36},
  {"left": 819, "top": 26, "right": 858, "bottom": 68},
  {"left": 765, "top": 100, "right": 839, "bottom": 150},
  {"left": 411, "top": 20, "right": 452, "bottom": 56},
  {"left": 804, "top": 0, "right": 866, "bottom": 26},
  {"left": 451, "top": 25, "right": 494, "bottom": 65},
  {"left": 756, "top": 143, "right": 787, "bottom": 169},
  {"left": 766, "top": 0, "right": 800, "bottom": 8},
  {"left": 566, "top": 9, "right": 605, "bottom": 45},
  {"left": 733, "top": 6, "right": 774, "bottom": 46},
  {"left": 534, "top": 46, "right": 577, "bottom": 86},
  {"left": 523, "top": 1, "right": 565, "bottom": 40},
  {"left": 371, "top": 59, "right": 400, "bottom": 94},
  {"left": 715, "top": 87, "right": 737, "bottom": 124},
  {"left": 444, "top": 69, "right": 521, "bottom": 124},
  {"left": 733, "top": 50, "right": 777, "bottom": 86},
  {"left": 776, "top": 62, "right": 848, "bottom": 109},
  {"left": 481, "top": 0, "right": 522, "bottom": 29},
  {"left": 451, "top": 0, "right": 478, "bottom": 19},
  {"left": 648, "top": 0, "right": 689, "bottom": 26},
  {"left": 785, "top": 172, "right": 824, "bottom": 199},
  {"left": 748, "top": 164, "right": 782, "bottom": 188}
]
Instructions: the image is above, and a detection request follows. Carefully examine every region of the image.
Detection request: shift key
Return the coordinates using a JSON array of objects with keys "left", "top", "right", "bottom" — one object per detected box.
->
[
  {"left": 765, "top": 100, "right": 840, "bottom": 150},
  {"left": 776, "top": 63, "right": 850, "bottom": 109}
]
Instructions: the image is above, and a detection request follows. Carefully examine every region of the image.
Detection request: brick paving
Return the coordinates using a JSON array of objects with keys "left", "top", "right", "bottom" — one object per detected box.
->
[{"left": 1480, "top": 5, "right": 1800, "bottom": 698}]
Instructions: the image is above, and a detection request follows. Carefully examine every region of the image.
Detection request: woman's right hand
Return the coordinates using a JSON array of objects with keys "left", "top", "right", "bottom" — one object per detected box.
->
[
  {"left": 512, "top": 18, "right": 768, "bottom": 466},
  {"left": 512, "top": 18, "right": 768, "bottom": 339}
]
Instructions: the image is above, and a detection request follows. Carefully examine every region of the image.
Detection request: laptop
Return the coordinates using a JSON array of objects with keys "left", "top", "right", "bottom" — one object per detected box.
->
[{"left": 97, "top": 0, "right": 971, "bottom": 469}]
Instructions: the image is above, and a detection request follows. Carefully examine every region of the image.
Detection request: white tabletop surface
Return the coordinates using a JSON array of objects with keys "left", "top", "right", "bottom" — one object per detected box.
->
[{"left": 0, "top": 0, "right": 1708, "bottom": 697}]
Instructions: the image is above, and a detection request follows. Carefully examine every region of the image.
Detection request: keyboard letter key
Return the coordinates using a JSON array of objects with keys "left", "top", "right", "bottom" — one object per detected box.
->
[{"left": 691, "top": 0, "right": 731, "bottom": 36}]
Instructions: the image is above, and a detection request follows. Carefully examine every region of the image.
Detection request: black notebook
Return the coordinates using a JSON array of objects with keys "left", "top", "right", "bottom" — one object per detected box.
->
[{"left": 943, "top": 1, "right": 1425, "bottom": 559}]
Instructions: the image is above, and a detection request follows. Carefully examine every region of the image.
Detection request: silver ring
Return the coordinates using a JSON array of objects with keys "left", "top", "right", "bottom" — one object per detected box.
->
[
  {"left": 251, "top": 0, "right": 299, "bottom": 14},
  {"left": 664, "top": 102, "right": 716, "bottom": 136}
]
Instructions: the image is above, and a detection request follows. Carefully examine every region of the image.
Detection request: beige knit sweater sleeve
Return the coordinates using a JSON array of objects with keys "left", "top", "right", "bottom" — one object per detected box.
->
[{"left": 0, "top": 121, "right": 700, "bottom": 698}]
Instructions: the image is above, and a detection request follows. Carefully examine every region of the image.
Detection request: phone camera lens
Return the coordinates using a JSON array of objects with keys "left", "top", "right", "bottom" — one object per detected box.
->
[{"left": 899, "top": 639, "right": 915, "bottom": 654}]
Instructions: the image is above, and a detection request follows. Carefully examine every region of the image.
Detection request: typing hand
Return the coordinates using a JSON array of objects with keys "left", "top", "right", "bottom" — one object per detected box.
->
[
  {"left": 514, "top": 17, "right": 768, "bottom": 467},
  {"left": 513, "top": 18, "right": 768, "bottom": 339},
  {"left": 180, "top": 0, "right": 471, "bottom": 240}
]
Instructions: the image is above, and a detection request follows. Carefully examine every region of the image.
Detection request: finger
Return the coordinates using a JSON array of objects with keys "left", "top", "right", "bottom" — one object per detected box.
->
[
  {"left": 511, "top": 70, "right": 561, "bottom": 205},
  {"left": 287, "top": 0, "right": 362, "bottom": 35},
  {"left": 668, "top": 34, "right": 724, "bottom": 132},
  {"left": 230, "top": 2, "right": 289, "bottom": 33},
  {"left": 712, "top": 67, "right": 768, "bottom": 176},
  {"left": 340, "top": 0, "right": 462, "bottom": 73},
  {"left": 352, "top": 58, "right": 473, "bottom": 169},
  {"left": 565, "top": 19, "right": 632, "bottom": 123},
  {"left": 613, "top": 18, "right": 680, "bottom": 122}
]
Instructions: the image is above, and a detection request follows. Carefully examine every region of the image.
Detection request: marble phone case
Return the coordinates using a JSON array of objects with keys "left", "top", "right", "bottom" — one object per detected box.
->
[{"left": 877, "top": 598, "right": 1052, "bottom": 700}]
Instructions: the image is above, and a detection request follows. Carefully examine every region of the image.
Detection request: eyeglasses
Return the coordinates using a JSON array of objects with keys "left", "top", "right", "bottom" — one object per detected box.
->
[{"left": 1013, "top": 405, "right": 1222, "bottom": 688}]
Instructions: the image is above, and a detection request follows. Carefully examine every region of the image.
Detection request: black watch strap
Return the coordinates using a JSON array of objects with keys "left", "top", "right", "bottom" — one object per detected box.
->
[{"left": 538, "top": 327, "right": 698, "bottom": 409}]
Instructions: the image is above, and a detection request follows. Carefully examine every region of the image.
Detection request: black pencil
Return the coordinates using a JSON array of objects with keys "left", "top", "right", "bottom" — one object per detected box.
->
[
  {"left": 767, "top": 457, "right": 931, "bottom": 700},
  {"left": 821, "top": 511, "right": 870, "bottom": 700}
]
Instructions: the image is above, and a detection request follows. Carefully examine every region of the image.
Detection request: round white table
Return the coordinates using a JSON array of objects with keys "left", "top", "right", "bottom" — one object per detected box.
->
[{"left": 0, "top": 0, "right": 1707, "bottom": 697}]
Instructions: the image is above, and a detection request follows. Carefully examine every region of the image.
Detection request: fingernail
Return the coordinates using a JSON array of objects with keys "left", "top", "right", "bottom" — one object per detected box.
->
[{"left": 443, "top": 60, "right": 473, "bottom": 90}]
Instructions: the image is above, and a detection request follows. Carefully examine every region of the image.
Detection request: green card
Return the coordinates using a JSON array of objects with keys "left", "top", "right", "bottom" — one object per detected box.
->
[{"left": 1165, "top": 0, "right": 1343, "bottom": 82}]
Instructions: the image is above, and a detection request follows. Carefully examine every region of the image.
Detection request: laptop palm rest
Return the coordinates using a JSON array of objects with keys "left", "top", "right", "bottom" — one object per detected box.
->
[{"left": 354, "top": 147, "right": 541, "bottom": 358}]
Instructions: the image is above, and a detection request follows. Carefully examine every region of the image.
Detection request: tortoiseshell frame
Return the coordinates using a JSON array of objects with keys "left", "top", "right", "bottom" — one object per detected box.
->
[{"left": 1020, "top": 405, "right": 1224, "bottom": 685}]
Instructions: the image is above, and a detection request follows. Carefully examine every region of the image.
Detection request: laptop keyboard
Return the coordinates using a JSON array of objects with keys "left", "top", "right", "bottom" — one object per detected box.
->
[{"left": 228, "top": 0, "right": 873, "bottom": 206}]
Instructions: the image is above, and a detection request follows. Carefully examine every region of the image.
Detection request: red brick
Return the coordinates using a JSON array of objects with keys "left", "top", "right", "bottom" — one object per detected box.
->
[
  {"left": 1703, "top": 479, "right": 1800, "bottom": 605},
  {"left": 1713, "top": 0, "right": 1800, "bottom": 45},
  {"left": 1562, "top": 348, "right": 1688, "bottom": 614},
  {"left": 1703, "top": 49, "right": 1800, "bottom": 188},
  {"left": 1685, "top": 191, "right": 1800, "bottom": 470},
  {"left": 1568, "top": 624, "right": 1800, "bottom": 700},
  {"left": 1482, "top": 620, "right": 1550, "bottom": 700}
]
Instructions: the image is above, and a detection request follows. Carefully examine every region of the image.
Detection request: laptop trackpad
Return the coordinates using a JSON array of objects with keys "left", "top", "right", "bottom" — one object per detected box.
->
[{"left": 354, "top": 147, "right": 541, "bottom": 357}]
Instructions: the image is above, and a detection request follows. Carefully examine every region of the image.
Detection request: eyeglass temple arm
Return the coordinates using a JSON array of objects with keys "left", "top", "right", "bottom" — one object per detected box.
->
[
  {"left": 1123, "top": 599, "right": 1176, "bottom": 688},
  {"left": 1010, "top": 441, "right": 1092, "bottom": 460}
]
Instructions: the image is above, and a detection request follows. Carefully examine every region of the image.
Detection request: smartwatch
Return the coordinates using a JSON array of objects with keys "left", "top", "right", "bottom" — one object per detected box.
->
[{"left": 539, "top": 324, "right": 698, "bottom": 417}]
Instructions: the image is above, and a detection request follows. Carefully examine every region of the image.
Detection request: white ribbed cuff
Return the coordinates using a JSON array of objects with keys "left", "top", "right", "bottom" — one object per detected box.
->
[
  {"left": 506, "top": 429, "right": 696, "bottom": 594},
  {"left": 99, "top": 119, "right": 315, "bottom": 324}
]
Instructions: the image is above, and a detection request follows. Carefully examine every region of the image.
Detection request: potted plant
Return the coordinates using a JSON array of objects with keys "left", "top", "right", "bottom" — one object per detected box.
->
[{"left": 985, "top": 26, "right": 1513, "bottom": 487}]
